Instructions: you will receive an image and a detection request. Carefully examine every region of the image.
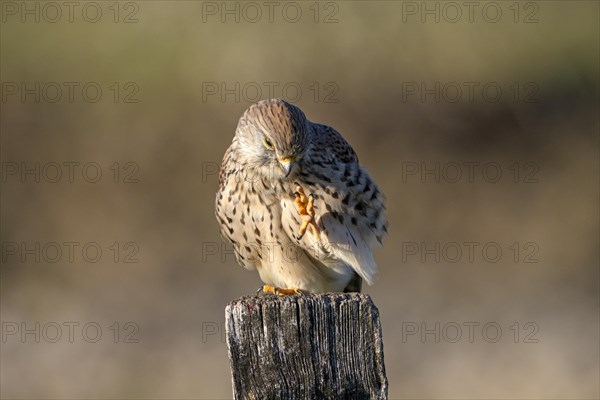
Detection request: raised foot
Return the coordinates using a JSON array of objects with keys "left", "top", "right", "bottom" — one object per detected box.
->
[
  {"left": 293, "top": 182, "right": 319, "bottom": 240},
  {"left": 257, "top": 285, "right": 304, "bottom": 296}
]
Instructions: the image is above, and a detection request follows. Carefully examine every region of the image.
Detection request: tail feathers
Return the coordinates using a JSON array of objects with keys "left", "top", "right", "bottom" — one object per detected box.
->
[{"left": 323, "top": 224, "right": 378, "bottom": 286}]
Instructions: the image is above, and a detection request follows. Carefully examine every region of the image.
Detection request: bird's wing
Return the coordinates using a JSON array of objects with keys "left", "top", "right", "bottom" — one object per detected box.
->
[{"left": 280, "top": 123, "right": 388, "bottom": 285}]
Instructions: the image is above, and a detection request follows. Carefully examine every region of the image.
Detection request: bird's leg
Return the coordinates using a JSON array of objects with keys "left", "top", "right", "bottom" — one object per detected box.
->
[
  {"left": 293, "top": 182, "right": 319, "bottom": 240},
  {"left": 258, "top": 285, "right": 303, "bottom": 296}
]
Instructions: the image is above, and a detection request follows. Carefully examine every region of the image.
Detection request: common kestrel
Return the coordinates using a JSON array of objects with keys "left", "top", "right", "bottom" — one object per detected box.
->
[{"left": 215, "top": 99, "right": 387, "bottom": 294}]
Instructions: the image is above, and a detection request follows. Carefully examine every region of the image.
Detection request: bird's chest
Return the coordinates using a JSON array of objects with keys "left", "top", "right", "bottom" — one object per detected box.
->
[
  {"left": 220, "top": 168, "right": 322, "bottom": 242},
  {"left": 219, "top": 176, "right": 284, "bottom": 241}
]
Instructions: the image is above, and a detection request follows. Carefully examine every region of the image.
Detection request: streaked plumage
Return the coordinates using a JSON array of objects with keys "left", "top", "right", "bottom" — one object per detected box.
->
[{"left": 215, "top": 99, "right": 387, "bottom": 293}]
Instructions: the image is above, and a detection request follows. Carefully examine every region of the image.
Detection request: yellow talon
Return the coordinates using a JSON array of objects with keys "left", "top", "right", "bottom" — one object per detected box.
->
[
  {"left": 294, "top": 182, "right": 319, "bottom": 240},
  {"left": 258, "top": 285, "right": 303, "bottom": 296},
  {"left": 260, "top": 285, "right": 276, "bottom": 294}
]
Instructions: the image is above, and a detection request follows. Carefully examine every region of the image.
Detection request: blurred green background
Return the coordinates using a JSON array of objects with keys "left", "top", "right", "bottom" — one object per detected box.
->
[{"left": 1, "top": 1, "right": 598, "bottom": 399}]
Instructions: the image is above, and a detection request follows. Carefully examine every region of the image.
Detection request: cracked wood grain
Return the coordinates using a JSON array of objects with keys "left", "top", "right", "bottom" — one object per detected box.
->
[{"left": 225, "top": 293, "right": 387, "bottom": 400}]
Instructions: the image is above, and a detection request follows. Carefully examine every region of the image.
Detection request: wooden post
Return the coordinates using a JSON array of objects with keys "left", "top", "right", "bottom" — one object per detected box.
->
[{"left": 225, "top": 293, "right": 388, "bottom": 399}]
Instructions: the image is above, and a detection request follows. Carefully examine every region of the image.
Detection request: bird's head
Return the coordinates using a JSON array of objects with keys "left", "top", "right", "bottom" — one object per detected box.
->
[{"left": 234, "top": 99, "right": 312, "bottom": 180}]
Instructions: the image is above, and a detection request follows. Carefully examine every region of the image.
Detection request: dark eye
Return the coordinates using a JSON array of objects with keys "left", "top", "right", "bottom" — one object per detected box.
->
[{"left": 263, "top": 137, "right": 275, "bottom": 150}]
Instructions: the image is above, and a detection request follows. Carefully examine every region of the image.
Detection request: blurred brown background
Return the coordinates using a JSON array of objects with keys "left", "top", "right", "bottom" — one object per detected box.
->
[{"left": 1, "top": 1, "right": 598, "bottom": 399}]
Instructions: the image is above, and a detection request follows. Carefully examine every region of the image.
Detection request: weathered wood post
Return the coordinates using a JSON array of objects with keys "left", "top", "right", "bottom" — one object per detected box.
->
[{"left": 225, "top": 293, "right": 388, "bottom": 399}]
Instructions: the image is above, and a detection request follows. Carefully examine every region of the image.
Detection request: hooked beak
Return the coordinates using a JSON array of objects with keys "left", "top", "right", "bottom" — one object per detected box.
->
[{"left": 278, "top": 156, "right": 295, "bottom": 177}]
